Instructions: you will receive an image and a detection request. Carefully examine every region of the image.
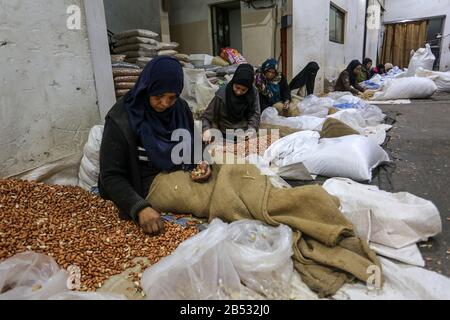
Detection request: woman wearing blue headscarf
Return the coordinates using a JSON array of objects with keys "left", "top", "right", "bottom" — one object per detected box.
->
[
  {"left": 255, "top": 58, "right": 291, "bottom": 113},
  {"left": 99, "top": 56, "right": 211, "bottom": 236}
]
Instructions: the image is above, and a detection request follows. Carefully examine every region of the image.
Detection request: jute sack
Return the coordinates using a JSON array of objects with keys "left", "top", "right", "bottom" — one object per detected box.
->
[
  {"left": 113, "top": 43, "right": 158, "bottom": 54},
  {"left": 320, "top": 118, "right": 359, "bottom": 139},
  {"left": 114, "top": 76, "right": 139, "bottom": 83},
  {"left": 112, "top": 29, "right": 159, "bottom": 41},
  {"left": 115, "top": 82, "right": 135, "bottom": 90},
  {"left": 147, "top": 164, "right": 382, "bottom": 297},
  {"left": 112, "top": 68, "right": 142, "bottom": 77},
  {"left": 115, "top": 36, "right": 158, "bottom": 47}
]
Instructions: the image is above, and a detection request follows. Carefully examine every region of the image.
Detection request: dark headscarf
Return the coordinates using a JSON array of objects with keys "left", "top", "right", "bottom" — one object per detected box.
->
[
  {"left": 346, "top": 60, "right": 362, "bottom": 86},
  {"left": 255, "top": 58, "right": 282, "bottom": 105},
  {"left": 363, "top": 58, "right": 373, "bottom": 69},
  {"left": 225, "top": 63, "right": 256, "bottom": 121},
  {"left": 124, "top": 56, "right": 194, "bottom": 172},
  {"left": 289, "top": 62, "right": 320, "bottom": 92}
]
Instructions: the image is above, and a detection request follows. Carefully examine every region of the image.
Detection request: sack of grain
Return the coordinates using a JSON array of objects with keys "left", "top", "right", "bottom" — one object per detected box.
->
[
  {"left": 115, "top": 36, "right": 158, "bottom": 47},
  {"left": 157, "top": 42, "right": 179, "bottom": 50},
  {"left": 114, "top": 44, "right": 158, "bottom": 54},
  {"left": 125, "top": 57, "right": 153, "bottom": 68},
  {"left": 111, "top": 55, "right": 126, "bottom": 63},
  {"left": 114, "top": 75, "right": 139, "bottom": 83},
  {"left": 174, "top": 53, "right": 190, "bottom": 62},
  {"left": 112, "top": 68, "right": 142, "bottom": 77},
  {"left": 120, "top": 50, "right": 157, "bottom": 58},
  {"left": 111, "top": 62, "right": 140, "bottom": 69},
  {"left": 158, "top": 50, "right": 178, "bottom": 57},
  {"left": 115, "top": 82, "right": 136, "bottom": 90},
  {"left": 116, "top": 89, "right": 130, "bottom": 98},
  {"left": 112, "top": 29, "right": 159, "bottom": 41}
]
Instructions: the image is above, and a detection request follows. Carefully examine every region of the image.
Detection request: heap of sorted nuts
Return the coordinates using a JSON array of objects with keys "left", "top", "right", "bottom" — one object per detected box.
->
[
  {"left": 212, "top": 135, "right": 276, "bottom": 158},
  {"left": 0, "top": 179, "right": 199, "bottom": 292}
]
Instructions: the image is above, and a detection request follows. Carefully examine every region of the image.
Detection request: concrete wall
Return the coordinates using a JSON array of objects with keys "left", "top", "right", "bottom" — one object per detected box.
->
[
  {"left": 103, "top": 0, "right": 162, "bottom": 36},
  {"left": 292, "top": 0, "right": 366, "bottom": 93},
  {"left": 383, "top": 0, "right": 450, "bottom": 71},
  {"left": 229, "top": 8, "right": 243, "bottom": 53},
  {"left": 169, "top": 0, "right": 284, "bottom": 66},
  {"left": 0, "top": 0, "right": 100, "bottom": 178}
]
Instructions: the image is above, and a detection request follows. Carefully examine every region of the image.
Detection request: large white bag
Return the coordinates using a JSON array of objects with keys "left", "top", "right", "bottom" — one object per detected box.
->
[
  {"left": 181, "top": 68, "right": 219, "bottom": 115},
  {"left": 261, "top": 108, "right": 326, "bottom": 131},
  {"left": 322, "top": 178, "right": 442, "bottom": 249},
  {"left": 303, "top": 135, "right": 390, "bottom": 181},
  {"left": 78, "top": 125, "right": 104, "bottom": 191},
  {"left": 415, "top": 67, "right": 450, "bottom": 92},
  {"left": 406, "top": 44, "right": 436, "bottom": 77},
  {"left": 372, "top": 77, "right": 437, "bottom": 100}
]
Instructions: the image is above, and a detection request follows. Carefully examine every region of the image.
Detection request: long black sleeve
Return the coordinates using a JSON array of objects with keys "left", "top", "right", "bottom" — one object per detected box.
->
[
  {"left": 306, "top": 73, "right": 317, "bottom": 95},
  {"left": 99, "top": 119, "right": 149, "bottom": 222},
  {"left": 280, "top": 75, "right": 292, "bottom": 102}
]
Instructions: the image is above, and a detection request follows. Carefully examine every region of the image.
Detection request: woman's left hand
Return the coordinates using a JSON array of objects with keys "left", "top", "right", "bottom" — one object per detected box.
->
[{"left": 191, "top": 161, "right": 212, "bottom": 183}]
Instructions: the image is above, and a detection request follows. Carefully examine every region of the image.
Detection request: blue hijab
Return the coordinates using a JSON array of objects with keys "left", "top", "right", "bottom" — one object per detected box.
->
[{"left": 124, "top": 56, "right": 194, "bottom": 172}]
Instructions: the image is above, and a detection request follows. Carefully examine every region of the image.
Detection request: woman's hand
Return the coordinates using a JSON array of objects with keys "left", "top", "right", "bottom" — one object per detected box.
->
[
  {"left": 191, "top": 161, "right": 212, "bottom": 183},
  {"left": 138, "top": 207, "right": 165, "bottom": 236},
  {"left": 203, "top": 130, "right": 212, "bottom": 144}
]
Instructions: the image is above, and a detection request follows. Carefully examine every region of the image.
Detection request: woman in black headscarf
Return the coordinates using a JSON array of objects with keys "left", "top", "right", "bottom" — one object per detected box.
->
[
  {"left": 334, "top": 60, "right": 366, "bottom": 95},
  {"left": 201, "top": 64, "right": 261, "bottom": 142},
  {"left": 289, "top": 62, "right": 320, "bottom": 97},
  {"left": 99, "top": 56, "right": 211, "bottom": 236}
]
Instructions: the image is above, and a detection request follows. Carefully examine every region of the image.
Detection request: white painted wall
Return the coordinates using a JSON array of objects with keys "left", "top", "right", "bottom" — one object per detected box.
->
[
  {"left": 103, "top": 0, "right": 162, "bottom": 35},
  {"left": 383, "top": 0, "right": 450, "bottom": 71},
  {"left": 365, "top": 0, "right": 382, "bottom": 64},
  {"left": 292, "top": 0, "right": 367, "bottom": 92},
  {"left": 0, "top": 0, "right": 100, "bottom": 179}
]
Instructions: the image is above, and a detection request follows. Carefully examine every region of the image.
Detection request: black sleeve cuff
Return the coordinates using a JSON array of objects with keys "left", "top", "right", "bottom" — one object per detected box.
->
[{"left": 130, "top": 199, "right": 151, "bottom": 224}]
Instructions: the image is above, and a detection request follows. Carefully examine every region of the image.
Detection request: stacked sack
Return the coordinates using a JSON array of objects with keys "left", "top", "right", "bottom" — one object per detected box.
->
[
  {"left": 112, "top": 29, "right": 160, "bottom": 68},
  {"left": 111, "top": 56, "right": 142, "bottom": 100}
]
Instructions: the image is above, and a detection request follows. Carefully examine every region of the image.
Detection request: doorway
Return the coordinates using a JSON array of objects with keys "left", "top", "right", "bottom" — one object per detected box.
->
[
  {"left": 211, "top": 1, "right": 243, "bottom": 56},
  {"left": 381, "top": 16, "right": 445, "bottom": 70}
]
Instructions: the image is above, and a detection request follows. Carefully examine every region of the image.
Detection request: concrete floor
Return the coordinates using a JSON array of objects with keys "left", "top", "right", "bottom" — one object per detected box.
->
[{"left": 379, "top": 92, "right": 450, "bottom": 276}]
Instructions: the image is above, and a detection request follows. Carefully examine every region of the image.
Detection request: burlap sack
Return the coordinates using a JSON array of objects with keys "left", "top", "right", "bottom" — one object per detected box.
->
[
  {"left": 113, "top": 43, "right": 158, "bottom": 54},
  {"left": 121, "top": 50, "right": 157, "bottom": 58},
  {"left": 112, "top": 68, "right": 142, "bottom": 77},
  {"left": 273, "top": 102, "right": 302, "bottom": 117},
  {"left": 115, "top": 82, "right": 135, "bottom": 90},
  {"left": 156, "top": 42, "right": 179, "bottom": 50},
  {"left": 115, "top": 36, "right": 158, "bottom": 47},
  {"left": 158, "top": 50, "right": 178, "bottom": 57},
  {"left": 174, "top": 53, "right": 190, "bottom": 62},
  {"left": 114, "top": 76, "right": 139, "bottom": 83},
  {"left": 147, "top": 164, "right": 382, "bottom": 297},
  {"left": 260, "top": 123, "right": 301, "bottom": 138},
  {"left": 112, "top": 29, "right": 159, "bottom": 41},
  {"left": 320, "top": 118, "right": 359, "bottom": 139}
]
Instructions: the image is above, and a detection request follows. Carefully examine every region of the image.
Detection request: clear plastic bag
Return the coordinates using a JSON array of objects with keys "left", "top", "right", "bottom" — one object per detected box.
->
[
  {"left": 0, "top": 252, "right": 126, "bottom": 300},
  {"left": 141, "top": 219, "right": 243, "bottom": 300},
  {"left": 0, "top": 252, "right": 69, "bottom": 300},
  {"left": 226, "top": 220, "right": 294, "bottom": 299}
]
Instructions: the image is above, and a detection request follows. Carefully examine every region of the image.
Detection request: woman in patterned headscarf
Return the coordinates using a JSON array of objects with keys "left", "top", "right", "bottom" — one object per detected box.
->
[{"left": 255, "top": 58, "right": 291, "bottom": 113}]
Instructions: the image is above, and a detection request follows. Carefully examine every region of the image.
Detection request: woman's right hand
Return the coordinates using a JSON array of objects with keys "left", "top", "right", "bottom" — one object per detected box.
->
[
  {"left": 138, "top": 207, "right": 165, "bottom": 236},
  {"left": 203, "top": 130, "right": 212, "bottom": 144}
]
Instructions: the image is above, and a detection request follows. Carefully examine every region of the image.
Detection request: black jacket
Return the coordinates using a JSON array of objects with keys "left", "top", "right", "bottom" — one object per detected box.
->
[
  {"left": 201, "top": 86, "right": 261, "bottom": 134},
  {"left": 259, "top": 74, "right": 291, "bottom": 112},
  {"left": 98, "top": 97, "right": 194, "bottom": 223}
]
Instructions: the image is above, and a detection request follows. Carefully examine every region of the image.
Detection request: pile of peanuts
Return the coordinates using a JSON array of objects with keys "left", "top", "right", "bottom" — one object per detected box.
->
[
  {"left": 212, "top": 135, "right": 276, "bottom": 159},
  {"left": 0, "top": 179, "right": 198, "bottom": 292}
]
